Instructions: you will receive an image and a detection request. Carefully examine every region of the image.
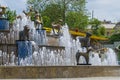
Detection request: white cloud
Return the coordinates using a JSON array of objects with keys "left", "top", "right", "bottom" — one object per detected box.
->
[{"left": 86, "top": 0, "right": 120, "bottom": 22}]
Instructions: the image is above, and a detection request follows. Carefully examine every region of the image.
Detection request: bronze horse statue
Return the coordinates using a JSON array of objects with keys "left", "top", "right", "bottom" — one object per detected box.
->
[
  {"left": 76, "top": 32, "right": 109, "bottom": 65},
  {"left": 76, "top": 48, "right": 93, "bottom": 65},
  {"left": 76, "top": 32, "right": 92, "bottom": 65},
  {"left": 76, "top": 47, "right": 108, "bottom": 65}
]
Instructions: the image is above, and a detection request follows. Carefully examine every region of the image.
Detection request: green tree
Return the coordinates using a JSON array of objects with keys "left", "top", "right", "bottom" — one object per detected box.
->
[
  {"left": 27, "top": 0, "right": 88, "bottom": 30},
  {"left": 42, "top": 3, "right": 63, "bottom": 27},
  {"left": 109, "top": 33, "right": 120, "bottom": 44},
  {"left": 55, "top": 0, "right": 87, "bottom": 24},
  {"left": 98, "top": 26, "right": 106, "bottom": 36},
  {"left": 89, "top": 18, "right": 101, "bottom": 35},
  {"left": 27, "top": 0, "right": 47, "bottom": 12},
  {"left": 5, "top": 8, "right": 16, "bottom": 24},
  {"left": 66, "top": 11, "right": 88, "bottom": 30},
  {"left": 42, "top": 16, "right": 51, "bottom": 27}
]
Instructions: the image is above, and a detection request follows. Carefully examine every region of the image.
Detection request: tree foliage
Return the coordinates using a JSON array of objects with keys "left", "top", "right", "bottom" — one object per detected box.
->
[
  {"left": 42, "top": 4, "right": 63, "bottom": 27},
  {"left": 109, "top": 33, "right": 120, "bottom": 44},
  {"left": 89, "top": 18, "right": 102, "bottom": 35},
  {"left": 66, "top": 11, "right": 88, "bottom": 30},
  {"left": 98, "top": 26, "right": 106, "bottom": 36},
  {"left": 42, "top": 16, "right": 51, "bottom": 27},
  {"left": 5, "top": 8, "right": 17, "bottom": 24},
  {"left": 27, "top": 0, "right": 88, "bottom": 30}
]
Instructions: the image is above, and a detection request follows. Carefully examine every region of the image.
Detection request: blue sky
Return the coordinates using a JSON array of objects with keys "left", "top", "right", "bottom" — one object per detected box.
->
[
  {"left": 0, "top": 0, "right": 27, "bottom": 14},
  {"left": 0, "top": 0, "right": 120, "bottom": 22}
]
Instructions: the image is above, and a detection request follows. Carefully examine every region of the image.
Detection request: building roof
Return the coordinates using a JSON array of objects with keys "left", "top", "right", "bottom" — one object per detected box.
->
[
  {"left": 87, "top": 23, "right": 115, "bottom": 29},
  {"left": 102, "top": 23, "right": 115, "bottom": 29}
]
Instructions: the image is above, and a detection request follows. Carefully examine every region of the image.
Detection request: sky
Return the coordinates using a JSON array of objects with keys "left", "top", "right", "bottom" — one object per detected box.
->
[
  {"left": 86, "top": 0, "right": 120, "bottom": 22},
  {"left": 0, "top": 0, "right": 27, "bottom": 14},
  {"left": 0, "top": 0, "right": 120, "bottom": 22}
]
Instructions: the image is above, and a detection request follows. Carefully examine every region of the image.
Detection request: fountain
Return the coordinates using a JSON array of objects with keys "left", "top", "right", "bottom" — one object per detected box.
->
[
  {"left": 0, "top": 6, "right": 119, "bottom": 78},
  {"left": 0, "top": 12, "right": 118, "bottom": 65}
]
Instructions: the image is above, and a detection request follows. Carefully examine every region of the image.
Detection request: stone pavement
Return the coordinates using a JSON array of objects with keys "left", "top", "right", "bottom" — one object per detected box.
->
[
  {"left": 39, "top": 77, "right": 120, "bottom": 80},
  {"left": 1, "top": 77, "right": 119, "bottom": 80}
]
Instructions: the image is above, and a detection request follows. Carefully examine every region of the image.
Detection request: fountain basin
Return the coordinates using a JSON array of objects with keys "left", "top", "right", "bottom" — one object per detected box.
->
[
  {"left": 0, "top": 18, "right": 9, "bottom": 30},
  {"left": 0, "top": 66, "right": 120, "bottom": 78}
]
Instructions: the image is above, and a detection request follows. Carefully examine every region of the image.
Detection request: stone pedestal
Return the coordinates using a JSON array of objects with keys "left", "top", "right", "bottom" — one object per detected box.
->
[
  {"left": 0, "top": 18, "right": 9, "bottom": 30},
  {"left": 16, "top": 40, "right": 32, "bottom": 65},
  {"left": 47, "top": 35, "right": 59, "bottom": 46}
]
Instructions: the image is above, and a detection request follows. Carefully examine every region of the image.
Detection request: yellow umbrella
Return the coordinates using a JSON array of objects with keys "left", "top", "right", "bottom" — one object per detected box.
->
[{"left": 43, "top": 27, "right": 108, "bottom": 41}]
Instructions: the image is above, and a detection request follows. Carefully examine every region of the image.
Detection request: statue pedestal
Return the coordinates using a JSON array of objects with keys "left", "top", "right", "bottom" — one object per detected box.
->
[
  {"left": 16, "top": 40, "right": 33, "bottom": 65},
  {"left": 77, "top": 63, "right": 91, "bottom": 65},
  {"left": 47, "top": 35, "right": 59, "bottom": 46},
  {"left": 0, "top": 18, "right": 9, "bottom": 30}
]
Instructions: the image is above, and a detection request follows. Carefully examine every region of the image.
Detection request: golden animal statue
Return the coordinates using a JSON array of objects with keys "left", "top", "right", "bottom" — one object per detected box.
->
[
  {"left": 0, "top": 6, "right": 7, "bottom": 18},
  {"left": 34, "top": 10, "right": 43, "bottom": 29},
  {"left": 23, "top": 6, "right": 33, "bottom": 18},
  {"left": 34, "top": 11, "right": 42, "bottom": 24},
  {"left": 51, "top": 19, "right": 63, "bottom": 36}
]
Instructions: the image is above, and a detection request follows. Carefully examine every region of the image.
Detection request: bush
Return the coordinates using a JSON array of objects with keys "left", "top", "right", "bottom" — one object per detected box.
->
[{"left": 109, "top": 33, "right": 120, "bottom": 44}]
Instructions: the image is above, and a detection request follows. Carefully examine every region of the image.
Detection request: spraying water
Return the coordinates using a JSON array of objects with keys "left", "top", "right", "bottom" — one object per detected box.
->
[{"left": 0, "top": 14, "right": 118, "bottom": 66}]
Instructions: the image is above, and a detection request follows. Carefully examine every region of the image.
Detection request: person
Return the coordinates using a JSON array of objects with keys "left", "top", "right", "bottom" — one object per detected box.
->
[
  {"left": 34, "top": 10, "right": 43, "bottom": 29},
  {"left": 19, "top": 25, "right": 30, "bottom": 40},
  {"left": 51, "top": 19, "right": 63, "bottom": 36}
]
